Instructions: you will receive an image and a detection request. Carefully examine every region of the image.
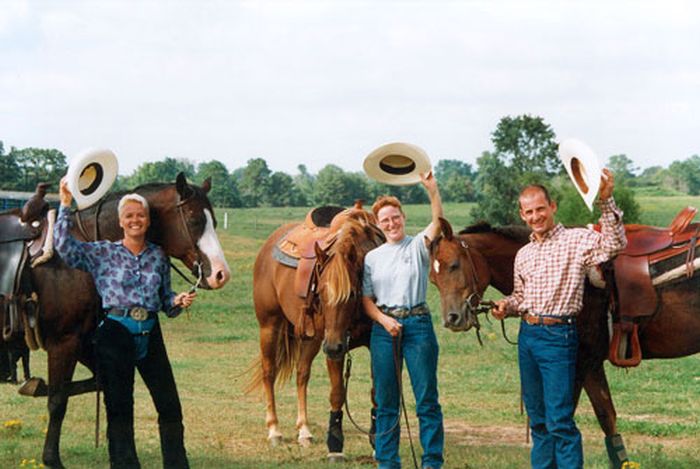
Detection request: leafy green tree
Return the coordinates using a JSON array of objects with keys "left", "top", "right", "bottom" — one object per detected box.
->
[
  {"left": 266, "top": 171, "right": 304, "bottom": 207},
  {"left": 434, "top": 159, "right": 475, "bottom": 202},
  {"left": 555, "top": 176, "right": 640, "bottom": 225},
  {"left": 313, "top": 165, "right": 370, "bottom": 206},
  {"left": 607, "top": 154, "right": 638, "bottom": 185},
  {"left": 491, "top": 114, "right": 559, "bottom": 174},
  {"left": 0, "top": 141, "right": 21, "bottom": 190},
  {"left": 472, "top": 115, "right": 561, "bottom": 225},
  {"left": 196, "top": 160, "right": 241, "bottom": 208},
  {"left": 10, "top": 147, "right": 68, "bottom": 191},
  {"left": 293, "top": 164, "right": 314, "bottom": 206},
  {"left": 129, "top": 157, "right": 195, "bottom": 187},
  {"left": 238, "top": 158, "right": 271, "bottom": 207},
  {"left": 668, "top": 156, "right": 700, "bottom": 195}
]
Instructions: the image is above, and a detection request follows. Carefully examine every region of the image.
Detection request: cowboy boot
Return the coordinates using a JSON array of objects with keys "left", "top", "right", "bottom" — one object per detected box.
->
[
  {"left": 159, "top": 421, "right": 189, "bottom": 469},
  {"left": 107, "top": 421, "right": 140, "bottom": 469}
]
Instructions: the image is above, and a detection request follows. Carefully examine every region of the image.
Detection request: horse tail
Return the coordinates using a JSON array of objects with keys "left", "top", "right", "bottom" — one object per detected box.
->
[{"left": 245, "top": 321, "right": 301, "bottom": 394}]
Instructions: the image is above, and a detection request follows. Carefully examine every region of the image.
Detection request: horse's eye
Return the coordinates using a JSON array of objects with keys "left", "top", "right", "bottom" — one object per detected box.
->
[{"left": 449, "top": 261, "right": 460, "bottom": 272}]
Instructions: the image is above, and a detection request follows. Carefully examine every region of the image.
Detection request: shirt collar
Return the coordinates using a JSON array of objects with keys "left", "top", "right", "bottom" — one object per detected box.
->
[{"left": 529, "top": 223, "right": 564, "bottom": 244}]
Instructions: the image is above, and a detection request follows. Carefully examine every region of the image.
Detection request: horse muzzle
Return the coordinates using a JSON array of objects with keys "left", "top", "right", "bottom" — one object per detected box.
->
[
  {"left": 443, "top": 306, "right": 479, "bottom": 332},
  {"left": 322, "top": 339, "right": 348, "bottom": 362}
]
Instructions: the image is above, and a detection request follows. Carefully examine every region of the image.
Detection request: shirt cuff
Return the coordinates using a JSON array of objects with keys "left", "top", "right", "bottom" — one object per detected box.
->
[
  {"left": 166, "top": 305, "right": 183, "bottom": 318},
  {"left": 598, "top": 196, "right": 623, "bottom": 224}
]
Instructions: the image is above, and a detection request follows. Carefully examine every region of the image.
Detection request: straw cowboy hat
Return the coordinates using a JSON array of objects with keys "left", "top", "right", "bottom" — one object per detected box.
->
[
  {"left": 363, "top": 142, "right": 432, "bottom": 186},
  {"left": 66, "top": 148, "right": 119, "bottom": 209},
  {"left": 558, "top": 138, "right": 602, "bottom": 211}
]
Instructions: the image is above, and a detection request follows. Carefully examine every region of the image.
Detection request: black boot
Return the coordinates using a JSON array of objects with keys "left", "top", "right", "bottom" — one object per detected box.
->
[
  {"left": 107, "top": 421, "right": 140, "bottom": 469},
  {"left": 159, "top": 421, "right": 189, "bottom": 469}
]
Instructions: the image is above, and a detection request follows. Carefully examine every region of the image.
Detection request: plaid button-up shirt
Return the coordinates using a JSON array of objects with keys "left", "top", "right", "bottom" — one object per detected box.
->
[{"left": 504, "top": 198, "right": 627, "bottom": 317}]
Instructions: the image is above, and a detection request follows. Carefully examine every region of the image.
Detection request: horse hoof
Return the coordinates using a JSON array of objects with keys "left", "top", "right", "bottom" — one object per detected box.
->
[
  {"left": 298, "top": 436, "right": 313, "bottom": 448},
  {"left": 327, "top": 452, "right": 345, "bottom": 463},
  {"left": 18, "top": 377, "right": 48, "bottom": 397},
  {"left": 268, "top": 435, "right": 283, "bottom": 447}
]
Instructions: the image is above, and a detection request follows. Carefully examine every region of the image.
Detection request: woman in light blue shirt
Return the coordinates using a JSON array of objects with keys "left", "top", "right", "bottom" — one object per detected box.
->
[{"left": 362, "top": 173, "right": 444, "bottom": 469}]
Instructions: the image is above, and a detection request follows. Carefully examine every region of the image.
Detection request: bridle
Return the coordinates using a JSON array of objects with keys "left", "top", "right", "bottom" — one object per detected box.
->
[
  {"left": 441, "top": 236, "right": 515, "bottom": 345},
  {"left": 169, "top": 194, "right": 204, "bottom": 291}
]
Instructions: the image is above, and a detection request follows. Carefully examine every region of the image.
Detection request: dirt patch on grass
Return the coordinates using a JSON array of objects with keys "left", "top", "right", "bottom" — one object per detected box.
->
[{"left": 444, "top": 420, "right": 529, "bottom": 447}]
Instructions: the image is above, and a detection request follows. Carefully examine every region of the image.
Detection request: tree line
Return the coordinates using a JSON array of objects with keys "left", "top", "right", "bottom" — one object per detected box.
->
[{"left": 2, "top": 114, "right": 698, "bottom": 226}]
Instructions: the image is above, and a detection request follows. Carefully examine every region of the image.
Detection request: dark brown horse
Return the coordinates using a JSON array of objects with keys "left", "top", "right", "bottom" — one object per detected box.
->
[
  {"left": 250, "top": 207, "right": 383, "bottom": 460},
  {"left": 428, "top": 217, "right": 700, "bottom": 469},
  {"left": 20, "top": 173, "right": 230, "bottom": 469}
]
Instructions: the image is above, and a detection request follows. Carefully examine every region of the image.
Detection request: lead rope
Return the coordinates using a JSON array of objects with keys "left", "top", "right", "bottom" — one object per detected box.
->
[{"left": 342, "top": 330, "right": 418, "bottom": 469}]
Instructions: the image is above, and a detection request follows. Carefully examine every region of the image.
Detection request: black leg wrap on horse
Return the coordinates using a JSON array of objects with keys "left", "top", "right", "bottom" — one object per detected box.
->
[
  {"left": 369, "top": 406, "right": 377, "bottom": 450},
  {"left": 605, "top": 433, "right": 629, "bottom": 469},
  {"left": 327, "top": 410, "right": 344, "bottom": 454},
  {"left": 159, "top": 421, "right": 190, "bottom": 469}
]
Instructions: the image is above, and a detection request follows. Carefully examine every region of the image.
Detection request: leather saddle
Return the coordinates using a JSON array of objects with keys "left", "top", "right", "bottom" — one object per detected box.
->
[
  {"left": 0, "top": 188, "right": 54, "bottom": 350},
  {"left": 272, "top": 204, "right": 374, "bottom": 339},
  {"left": 609, "top": 206, "right": 699, "bottom": 367}
]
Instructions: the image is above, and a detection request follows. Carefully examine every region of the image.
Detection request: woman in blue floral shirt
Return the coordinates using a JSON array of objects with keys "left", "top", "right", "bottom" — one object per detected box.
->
[{"left": 55, "top": 178, "right": 196, "bottom": 469}]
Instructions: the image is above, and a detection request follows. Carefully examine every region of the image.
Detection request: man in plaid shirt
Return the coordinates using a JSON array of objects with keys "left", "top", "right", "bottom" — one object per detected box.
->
[{"left": 492, "top": 168, "right": 626, "bottom": 469}]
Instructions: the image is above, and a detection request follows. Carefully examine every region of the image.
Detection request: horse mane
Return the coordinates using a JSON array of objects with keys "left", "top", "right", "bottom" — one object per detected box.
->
[
  {"left": 459, "top": 221, "right": 531, "bottom": 244},
  {"left": 323, "top": 210, "right": 384, "bottom": 306}
]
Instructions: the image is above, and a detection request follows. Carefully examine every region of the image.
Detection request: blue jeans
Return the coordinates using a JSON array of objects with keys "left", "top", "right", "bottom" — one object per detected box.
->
[
  {"left": 370, "top": 314, "right": 444, "bottom": 469},
  {"left": 518, "top": 321, "right": 582, "bottom": 469}
]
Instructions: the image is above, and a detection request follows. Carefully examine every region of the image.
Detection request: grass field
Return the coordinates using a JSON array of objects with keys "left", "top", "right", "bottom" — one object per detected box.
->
[{"left": 2, "top": 197, "right": 700, "bottom": 468}]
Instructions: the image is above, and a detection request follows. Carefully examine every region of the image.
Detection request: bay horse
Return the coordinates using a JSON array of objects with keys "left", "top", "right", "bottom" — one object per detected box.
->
[
  {"left": 250, "top": 207, "right": 383, "bottom": 460},
  {"left": 428, "top": 217, "right": 700, "bottom": 469},
  {"left": 19, "top": 173, "right": 230, "bottom": 469}
]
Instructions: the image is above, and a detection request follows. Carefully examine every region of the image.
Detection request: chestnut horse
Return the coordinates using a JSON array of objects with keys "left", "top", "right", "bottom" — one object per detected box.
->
[
  {"left": 20, "top": 173, "right": 230, "bottom": 469},
  {"left": 428, "top": 218, "right": 700, "bottom": 469},
  {"left": 250, "top": 208, "right": 383, "bottom": 460}
]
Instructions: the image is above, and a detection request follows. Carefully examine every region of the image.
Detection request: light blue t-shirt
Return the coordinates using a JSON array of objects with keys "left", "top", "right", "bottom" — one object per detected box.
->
[{"left": 362, "top": 229, "right": 430, "bottom": 309}]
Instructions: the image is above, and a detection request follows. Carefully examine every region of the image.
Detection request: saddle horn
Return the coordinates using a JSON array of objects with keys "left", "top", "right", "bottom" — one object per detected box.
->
[{"left": 558, "top": 138, "right": 602, "bottom": 211}]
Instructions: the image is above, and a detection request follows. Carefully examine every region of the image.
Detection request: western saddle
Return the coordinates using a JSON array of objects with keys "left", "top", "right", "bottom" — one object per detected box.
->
[
  {"left": 0, "top": 187, "right": 55, "bottom": 355},
  {"left": 608, "top": 206, "right": 699, "bottom": 367}
]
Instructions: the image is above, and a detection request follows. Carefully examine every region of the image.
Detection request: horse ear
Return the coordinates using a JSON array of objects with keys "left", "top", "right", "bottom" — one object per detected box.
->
[
  {"left": 202, "top": 177, "right": 212, "bottom": 194},
  {"left": 439, "top": 217, "right": 454, "bottom": 240},
  {"left": 176, "top": 172, "right": 194, "bottom": 199}
]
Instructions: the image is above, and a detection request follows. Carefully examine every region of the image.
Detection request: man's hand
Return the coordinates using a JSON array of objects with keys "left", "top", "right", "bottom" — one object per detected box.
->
[
  {"left": 598, "top": 168, "right": 615, "bottom": 201},
  {"left": 491, "top": 299, "right": 509, "bottom": 321}
]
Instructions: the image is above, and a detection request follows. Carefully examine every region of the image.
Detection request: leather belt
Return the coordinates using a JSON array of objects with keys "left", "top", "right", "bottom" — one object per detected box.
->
[
  {"left": 381, "top": 303, "right": 430, "bottom": 319},
  {"left": 522, "top": 312, "right": 576, "bottom": 326},
  {"left": 108, "top": 307, "right": 152, "bottom": 322}
]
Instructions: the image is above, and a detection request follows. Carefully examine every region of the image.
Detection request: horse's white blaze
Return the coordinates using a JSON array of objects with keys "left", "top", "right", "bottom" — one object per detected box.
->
[
  {"left": 433, "top": 259, "right": 440, "bottom": 274},
  {"left": 197, "top": 209, "right": 231, "bottom": 288}
]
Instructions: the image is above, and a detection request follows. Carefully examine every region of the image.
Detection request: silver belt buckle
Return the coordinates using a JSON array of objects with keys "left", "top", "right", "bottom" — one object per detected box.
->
[{"left": 129, "top": 307, "right": 148, "bottom": 321}]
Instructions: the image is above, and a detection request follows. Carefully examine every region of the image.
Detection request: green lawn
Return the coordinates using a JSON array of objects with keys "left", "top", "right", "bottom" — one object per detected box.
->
[{"left": 2, "top": 196, "right": 699, "bottom": 468}]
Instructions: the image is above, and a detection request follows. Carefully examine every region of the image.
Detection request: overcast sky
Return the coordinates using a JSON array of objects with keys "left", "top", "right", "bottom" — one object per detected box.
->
[{"left": 1, "top": 0, "right": 698, "bottom": 177}]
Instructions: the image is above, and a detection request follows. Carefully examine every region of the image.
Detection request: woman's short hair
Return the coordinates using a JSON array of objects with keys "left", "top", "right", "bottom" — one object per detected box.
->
[
  {"left": 371, "top": 195, "right": 404, "bottom": 218},
  {"left": 118, "top": 193, "right": 149, "bottom": 217}
]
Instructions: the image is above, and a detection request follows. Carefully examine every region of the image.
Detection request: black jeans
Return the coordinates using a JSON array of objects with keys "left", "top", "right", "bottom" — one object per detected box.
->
[{"left": 96, "top": 318, "right": 189, "bottom": 469}]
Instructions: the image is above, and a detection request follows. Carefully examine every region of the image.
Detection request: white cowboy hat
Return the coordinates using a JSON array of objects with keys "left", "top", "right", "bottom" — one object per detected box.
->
[
  {"left": 363, "top": 142, "right": 432, "bottom": 186},
  {"left": 558, "top": 138, "right": 602, "bottom": 211},
  {"left": 66, "top": 148, "right": 119, "bottom": 209}
]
